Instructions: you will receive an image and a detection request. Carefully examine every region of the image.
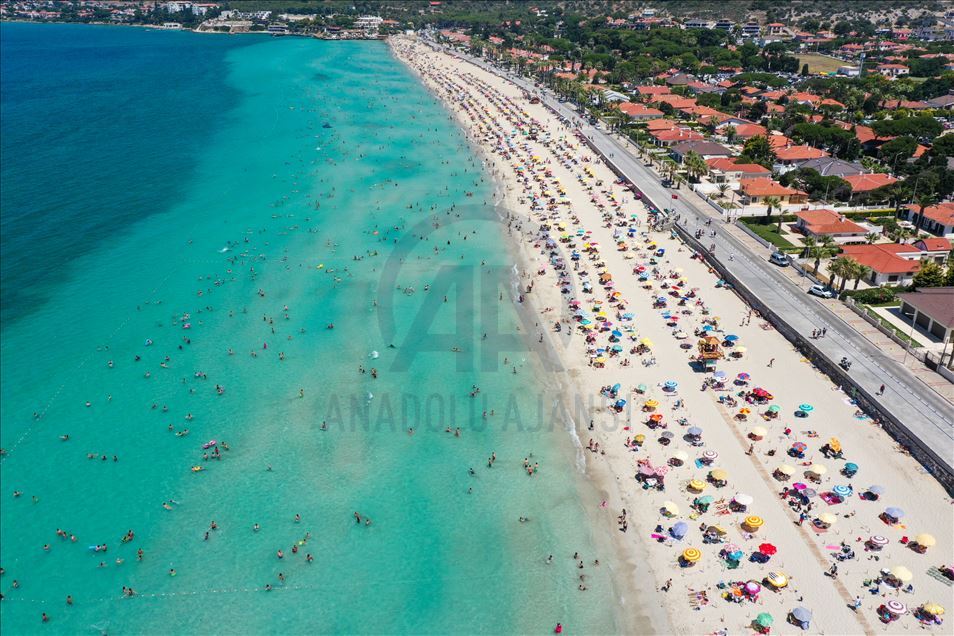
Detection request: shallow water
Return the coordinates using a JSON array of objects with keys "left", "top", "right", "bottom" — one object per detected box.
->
[{"left": 0, "top": 24, "right": 618, "bottom": 634}]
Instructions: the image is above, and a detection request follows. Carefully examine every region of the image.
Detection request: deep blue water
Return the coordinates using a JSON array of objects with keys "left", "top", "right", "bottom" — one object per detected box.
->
[{"left": 0, "top": 22, "right": 246, "bottom": 327}]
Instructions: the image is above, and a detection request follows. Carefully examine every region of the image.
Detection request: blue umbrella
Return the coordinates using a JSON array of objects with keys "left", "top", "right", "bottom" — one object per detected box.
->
[
  {"left": 791, "top": 607, "right": 812, "bottom": 623},
  {"left": 832, "top": 485, "right": 852, "bottom": 497},
  {"left": 611, "top": 344, "right": 623, "bottom": 352},
  {"left": 702, "top": 325, "right": 714, "bottom": 331},
  {"left": 885, "top": 507, "right": 905, "bottom": 519},
  {"left": 713, "top": 371, "right": 727, "bottom": 379},
  {"left": 664, "top": 380, "right": 678, "bottom": 389},
  {"left": 622, "top": 312, "right": 635, "bottom": 319},
  {"left": 867, "top": 485, "right": 885, "bottom": 495},
  {"left": 725, "top": 335, "right": 739, "bottom": 341},
  {"left": 614, "top": 399, "right": 627, "bottom": 408},
  {"left": 611, "top": 383, "right": 622, "bottom": 393},
  {"left": 611, "top": 330, "right": 623, "bottom": 338},
  {"left": 844, "top": 462, "right": 858, "bottom": 473},
  {"left": 687, "top": 427, "right": 703, "bottom": 436},
  {"left": 671, "top": 521, "right": 688, "bottom": 539}
]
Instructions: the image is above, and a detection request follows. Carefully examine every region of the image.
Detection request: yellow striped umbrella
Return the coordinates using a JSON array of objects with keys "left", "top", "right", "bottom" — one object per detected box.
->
[
  {"left": 681, "top": 547, "right": 702, "bottom": 563},
  {"left": 743, "top": 515, "right": 764, "bottom": 529},
  {"left": 688, "top": 479, "right": 707, "bottom": 492}
]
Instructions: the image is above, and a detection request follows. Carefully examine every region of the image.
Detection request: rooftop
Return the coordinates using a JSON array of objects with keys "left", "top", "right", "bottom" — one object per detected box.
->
[{"left": 896, "top": 288, "right": 954, "bottom": 329}]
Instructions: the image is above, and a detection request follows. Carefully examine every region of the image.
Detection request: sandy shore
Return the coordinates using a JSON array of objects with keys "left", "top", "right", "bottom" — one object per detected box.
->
[{"left": 390, "top": 36, "right": 954, "bottom": 635}]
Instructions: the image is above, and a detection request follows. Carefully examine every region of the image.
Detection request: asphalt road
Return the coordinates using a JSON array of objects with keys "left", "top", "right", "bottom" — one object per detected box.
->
[{"left": 444, "top": 45, "right": 954, "bottom": 477}]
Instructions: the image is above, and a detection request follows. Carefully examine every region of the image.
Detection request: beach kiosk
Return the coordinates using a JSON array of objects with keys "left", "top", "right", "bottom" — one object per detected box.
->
[{"left": 697, "top": 336, "right": 723, "bottom": 372}]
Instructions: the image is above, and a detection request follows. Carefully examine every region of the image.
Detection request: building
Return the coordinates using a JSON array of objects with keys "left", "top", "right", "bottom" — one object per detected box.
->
[
  {"left": 684, "top": 18, "right": 711, "bottom": 29},
  {"left": 649, "top": 128, "right": 704, "bottom": 146},
  {"left": 897, "top": 288, "right": 954, "bottom": 343},
  {"left": 741, "top": 22, "right": 761, "bottom": 38},
  {"left": 840, "top": 244, "right": 922, "bottom": 286},
  {"left": 903, "top": 203, "right": 954, "bottom": 238},
  {"left": 798, "top": 157, "right": 865, "bottom": 177},
  {"left": 355, "top": 15, "right": 384, "bottom": 30},
  {"left": 794, "top": 209, "right": 868, "bottom": 240},
  {"left": 714, "top": 19, "right": 734, "bottom": 32},
  {"left": 738, "top": 178, "right": 808, "bottom": 206},
  {"left": 841, "top": 173, "right": 898, "bottom": 194},
  {"left": 774, "top": 144, "right": 830, "bottom": 168},
  {"left": 876, "top": 63, "right": 910, "bottom": 78},
  {"left": 617, "top": 102, "right": 664, "bottom": 120},
  {"left": 670, "top": 140, "right": 732, "bottom": 162},
  {"left": 837, "top": 65, "right": 861, "bottom": 77},
  {"left": 705, "top": 158, "right": 771, "bottom": 182}
]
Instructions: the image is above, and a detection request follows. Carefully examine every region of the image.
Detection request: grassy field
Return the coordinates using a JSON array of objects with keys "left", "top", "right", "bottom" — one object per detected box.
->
[
  {"left": 740, "top": 219, "right": 796, "bottom": 249},
  {"left": 798, "top": 53, "right": 845, "bottom": 75}
]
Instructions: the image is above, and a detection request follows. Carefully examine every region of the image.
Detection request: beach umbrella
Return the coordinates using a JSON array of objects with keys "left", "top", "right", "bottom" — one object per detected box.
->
[
  {"left": 688, "top": 479, "right": 707, "bottom": 492},
  {"left": 743, "top": 516, "right": 764, "bottom": 529},
  {"left": 725, "top": 335, "right": 739, "bottom": 341},
  {"left": 889, "top": 566, "right": 913, "bottom": 583},
  {"left": 832, "top": 485, "right": 852, "bottom": 498},
  {"left": 638, "top": 464, "right": 656, "bottom": 476},
  {"left": 634, "top": 434, "right": 646, "bottom": 444},
  {"left": 733, "top": 493, "right": 754, "bottom": 506},
  {"left": 885, "top": 506, "right": 905, "bottom": 519},
  {"left": 681, "top": 547, "right": 702, "bottom": 563},
  {"left": 921, "top": 603, "right": 945, "bottom": 616},
  {"left": 817, "top": 513, "right": 837, "bottom": 525},
  {"left": 751, "top": 426, "right": 767, "bottom": 438},
  {"left": 671, "top": 521, "right": 688, "bottom": 539},
  {"left": 867, "top": 485, "right": 885, "bottom": 495},
  {"left": 765, "top": 572, "right": 788, "bottom": 588},
  {"left": 868, "top": 535, "right": 889, "bottom": 548},
  {"left": 807, "top": 464, "right": 827, "bottom": 476},
  {"left": 798, "top": 403, "right": 814, "bottom": 412},
  {"left": 758, "top": 543, "right": 777, "bottom": 556},
  {"left": 660, "top": 430, "right": 674, "bottom": 439},
  {"left": 734, "top": 346, "right": 747, "bottom": 353},
  {"left": 636, "top": 384, "right": 648, "bottom": 392},
  {"left": 755, "top": 613, "right": 774, "bottom": 628},
  {"left": 687, "top": 426, "right": 703, "bottom": 437},
  {"left": 791, "top": 607, "right": 812, "bottom": 623},
  {"left": 712, "top": 370, "right": 726, "bottom": 379},
  {"left": 791, "top": 442, "right": 808, "bottom": 453},
  {"left": 739, "top": 408, "right": 752, "bottom": 416},
  {"left": 671, "top": 450, "right": 689, "bottom": 462},
  {"left": 767, "top": 405, "right": 780, "bottom": 413},
  {"left": 776, "top": 464, "right": 796, "bottom": 476},
  {"left": 694, "top": 495, "right": 714, "bottom": 505},
  {"left": 709, "top": 468, "right": 728, "bottom": 481},
  {"left": 644, "top": 399, "right": 659, "bottom": 408},
  {"left": 664, "top": 380, "right": 678, "bottom": 389},
  {"left": 915, "top": 533, "right": 936, "bottom": 548},
  {"left": 702, "top": 325, "right": 714, "bottom": 331},
  {"left": 801, "top": 488, "right": 818, "bottom": 498},
  {"left": 701, "top": 450, "right": 718, "bottom": 461},
  {"left": 611, "top": 383, "right": 622, "bottom": 393},
  {"left": 611, "top": 344, "right": 623, "bottom": 352},
  {"left": 661, "top": 501, "right": 680, "bottom": 515},
  {"left": 737, "top": 373, "right": 751, "bottom": 381},
  {"left": 885, "top": 600, "right": 907, "bottom": 615},
  {"left": 843, "top": 462, "right": 859, "bottom": 474},
  {"left": 744, "top": 581, "right": 762, "bottom": 595}
]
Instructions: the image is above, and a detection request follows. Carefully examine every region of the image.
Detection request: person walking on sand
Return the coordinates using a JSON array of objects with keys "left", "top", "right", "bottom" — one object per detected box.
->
[{"left": 768, "top": 358, "right": 774, "bottom": 368}]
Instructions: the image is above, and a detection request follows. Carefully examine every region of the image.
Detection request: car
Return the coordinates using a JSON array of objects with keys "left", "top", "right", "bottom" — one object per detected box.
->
[
  {"left": 769, "top": 251, "right": 789, "bottom": 266},
  {"left": 808, "top": 284, "right": 835, "bottom": 298}
]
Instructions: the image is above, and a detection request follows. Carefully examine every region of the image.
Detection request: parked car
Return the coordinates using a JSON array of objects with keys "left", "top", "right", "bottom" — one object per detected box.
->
[
  {"left": 769, "top": 251, "right": 790, "bottom": 266},
  {"left": 808, "top": 284, "right": 835, "bottom": 298}
]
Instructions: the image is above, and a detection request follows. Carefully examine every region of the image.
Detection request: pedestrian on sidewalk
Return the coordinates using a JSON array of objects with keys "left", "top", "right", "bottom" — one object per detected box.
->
[
  {"left": 821, "top": 326, "right": 827, "bottom": 337},
  {"left": 877, "top": 384, "right": 885, "bottom": 395}
]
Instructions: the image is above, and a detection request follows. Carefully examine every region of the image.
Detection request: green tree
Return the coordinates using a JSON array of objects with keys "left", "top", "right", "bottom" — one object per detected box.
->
[
  {"left": 762, "top": 196, "right": 782, "bottom": 230},
  {"left": 740, "top": 135, "right": 777, "bottom": 169},
  {"left": 912, "top": 261, "right": 946, "bottom": 289},
  {"left": 850, "top": 260, "right": 872, "bottom": 289},
  {"left": 682, "top": 151, "right": 708, "bottom": 183},
  {"left": 865, "top": 232, "right": 880, "bottom": 245},
  {"left": 801, "top": 63, "right": 810, "bottom": 76},
  {"left": 912, "top": 193, "right": 938, "bottom": 232},
  {"left": 828, "top": 256, "right": 854, "bottom": 293}
]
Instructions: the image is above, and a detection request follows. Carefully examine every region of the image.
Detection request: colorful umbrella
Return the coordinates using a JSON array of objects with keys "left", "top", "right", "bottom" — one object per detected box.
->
[
  {"left": 681, "top": 547, "right": 701, "bottom": 563},
  {"left": 798, "top": 403, "right": 814, "bottom": 412},
  {"left": 885, "top": 507, "right": 905, "bottom": 519},
  {"left": 733, "top": 493, "right": 754, "bottom": 506},
  {"left": 791, "top": 607, "right": 812, "bottom": 623},
  {"left": 776, "top": 464, "right": 796, "bottom": 476},
  {"left": 701, "top": 450, "right": 718, "bottom": 461},
  {"left": 915, "top": 533, "right": 936, "bottom": 547},
  {"left": 687, "top": 427, "right": 703, "bottom": 436},
  {"left": 709, "top": 469, "right": 728, "bottom": 481},
  {"left": 661, "top": 501, "right": 680, "bottom": 515},
  {"left": 885, "top": 600, "right": 907, "bottom": 615},
  {"left": 807, "top": 464, "right": 827, "bottom": 476},
  {"left": 688, "top": 479, "right": 707, "bottom": 491},
  {"left": 889, "top": 566, "right": 913, "bottom": 583},
  {"left": 743, "top": 515, "right": 764, "bottom": 529},
  {"left": 758, "top": 543, "right": 777, "bottom": 556},
  {"left": 832, "top": 485, "right": 852, "bottom": 497},
  {"left": 817, "top": 513, "right": 837, "bottom": 525},
  {"left": 868, "top": 535, "right": 889, "bottom": 547},
  {"left": 755, "top": 613, "right": 774, "bottom": 627}
]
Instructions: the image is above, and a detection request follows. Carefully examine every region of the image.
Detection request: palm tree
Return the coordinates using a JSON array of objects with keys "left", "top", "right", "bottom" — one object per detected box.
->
[
  {"left": 865, "top": 232, "right": 880, "bottom": 244},
  {"left": 762, "top": 196, "right": 782, "bottom": 230},
  {"left": 683, "top": 151, "right": 708, "bottom": 183},
  {"left": 814, "top": 234, "right": 836, "bottom": 274},
  {"left": 891, "top": 226, "right": 913, "bottom": 244},
  {"left": 717, "top": 182, "right": 731, "bottom": 200},
  {"left": 852, "top": 262, "right": 872, "bottom": 289},
  {"left": 827, "top": 256, "right": 854, "bottom": 293},
  {"left": 801, "top": 235, "right": 817, "bottom": 259}
]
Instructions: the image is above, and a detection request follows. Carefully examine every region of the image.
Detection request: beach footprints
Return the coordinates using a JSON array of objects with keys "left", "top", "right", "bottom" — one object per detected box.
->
[{"left": 376, "top": 201, "right": 573, "bottom": 373}]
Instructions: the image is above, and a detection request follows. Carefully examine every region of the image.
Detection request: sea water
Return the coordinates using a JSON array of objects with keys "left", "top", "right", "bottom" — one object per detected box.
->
[{"left": 0, "top": 24, "right": 619, "bottom": 634}]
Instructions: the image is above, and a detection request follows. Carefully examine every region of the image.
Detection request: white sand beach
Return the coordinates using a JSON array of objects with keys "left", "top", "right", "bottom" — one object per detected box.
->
[{"left": 390, "top": 36, "right": 953, "bottom": 635}]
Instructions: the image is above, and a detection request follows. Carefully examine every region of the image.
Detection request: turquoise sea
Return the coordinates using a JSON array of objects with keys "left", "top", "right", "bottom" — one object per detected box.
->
[{"left": 0, "top": 23, "right": 619, "bottom": 634}]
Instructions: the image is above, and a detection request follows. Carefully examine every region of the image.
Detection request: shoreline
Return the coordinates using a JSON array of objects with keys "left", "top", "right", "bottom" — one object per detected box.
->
[{"left": 389, "top": 36, "right": 672, "bottom": 635}]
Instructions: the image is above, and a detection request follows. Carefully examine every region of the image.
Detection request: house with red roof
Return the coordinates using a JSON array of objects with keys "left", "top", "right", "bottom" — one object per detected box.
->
[
  {"left": 775, "top": 144, "right": 830, "bottom": 167},
  {"left": 653, "top": 95, "right": 697, "bottom": 110},
  {"left": 645, "top": 118, "right": 678, "bottom": 131},
  {"left": 794, "top": 209, "right": 868, "bottom": 240},
  {"left": 738, "top": 178, "right": 808, "bottom": 205},
  {"left": 840, "top": 244, "right": 922, "bottom": 285},
  {"left": 876, "top": 63, "right": 909, "bottom": 79},
  {"left": 841, "top": 173, "right": 898, "bottom": 194},
  {"left": 706, "top": 158, "right": 771, "bottom": 182},
  {"left": 727, "top": 123, "right": 768, "bottom": 140},
  {"left": 903, "top": 203, "right": 954, "bottom": 238},
  {"left": 636, "top": 85, "right": 673, "bottom": 99},
  {"left": 649, "top": 128, "right": 704, "bottom": 146},
  {"left": 618, "top": 102, "right": 664, "bottom": 120}
]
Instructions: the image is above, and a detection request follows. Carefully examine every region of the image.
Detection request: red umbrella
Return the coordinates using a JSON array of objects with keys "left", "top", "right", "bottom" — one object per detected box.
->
[{"left": 758, "top": 543, "right": 778, "bottom": 556}]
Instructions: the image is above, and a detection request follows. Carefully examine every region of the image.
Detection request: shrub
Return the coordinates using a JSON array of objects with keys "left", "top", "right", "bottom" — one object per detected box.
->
[{"left": 844, "top": 287, "right": 897, "bottom": 305}]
